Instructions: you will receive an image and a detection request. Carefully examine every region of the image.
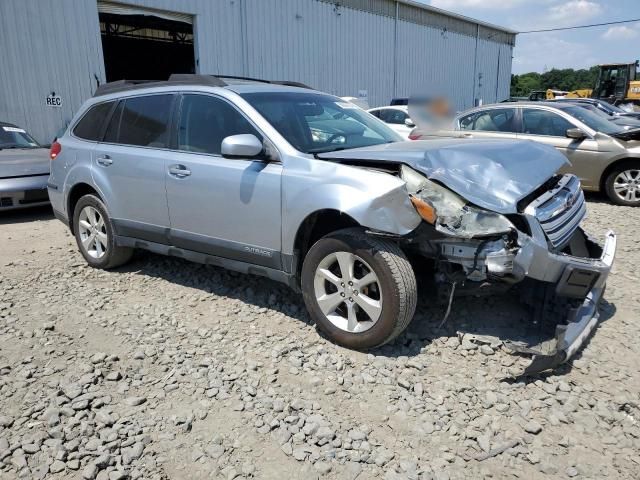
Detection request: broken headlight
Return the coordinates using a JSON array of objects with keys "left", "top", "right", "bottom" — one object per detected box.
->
[{"left": 401, "top": 165, "right": 514, "bottom": 238}]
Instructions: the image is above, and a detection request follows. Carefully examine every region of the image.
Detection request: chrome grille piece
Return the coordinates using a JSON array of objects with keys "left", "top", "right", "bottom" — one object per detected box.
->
[{"left": 525, "top": 175, "right": 586, "bottom": 249}]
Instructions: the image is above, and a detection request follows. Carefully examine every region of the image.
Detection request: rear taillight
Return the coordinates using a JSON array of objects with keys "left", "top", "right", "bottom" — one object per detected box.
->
[
  {"left": 50, "top": 141, "right": 61, "bottom": 160},
  {"left": 408, "top": 133, "right": 421, "bottom": 140}
]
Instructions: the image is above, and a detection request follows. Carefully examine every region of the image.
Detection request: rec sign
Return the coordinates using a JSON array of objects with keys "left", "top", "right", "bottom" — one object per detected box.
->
[{"left": 46, "top": 93, "right": 63, "bottom": 108}]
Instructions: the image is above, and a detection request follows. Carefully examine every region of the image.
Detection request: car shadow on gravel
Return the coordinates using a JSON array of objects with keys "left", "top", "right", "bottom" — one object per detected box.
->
[
  {"left": 583, "top": 191, "right": 612, "bottom": 205},
  {"left": 118, "top": 250, "right": 313, "bottom": 323},
  {"left": 0, "top": 205, "right": 53, "bottom": 224},
  {"left": 119, "top": 250, "right": 617, "bottom": 377}
]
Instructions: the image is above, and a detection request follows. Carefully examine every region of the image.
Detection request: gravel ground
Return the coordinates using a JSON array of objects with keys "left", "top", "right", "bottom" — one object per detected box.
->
[{"left": 1, "top": 197, "right": 639, "bottom": 480}]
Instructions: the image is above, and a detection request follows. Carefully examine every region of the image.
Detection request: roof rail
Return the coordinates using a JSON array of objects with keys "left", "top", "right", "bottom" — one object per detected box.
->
[
  {"left": 209, "top": 74, "right": 312, "bottom": 89},
  {"left": 167, "top": 74, "right": 227, "bottom": 87},
  {"left": 215, "top": 74, "right": 269, "bottom": 84},
  {"left": 94, "top": 79, "right": 160, "bottom": 97},
  {"left": 94, "top": 75, "right": 228, "bottom": 97},
  {"left": 271, "top": 80, "right": 313, "bottom": 89},
  {"left": 93, "top": 74, "right": 311, "bottom": 97}
]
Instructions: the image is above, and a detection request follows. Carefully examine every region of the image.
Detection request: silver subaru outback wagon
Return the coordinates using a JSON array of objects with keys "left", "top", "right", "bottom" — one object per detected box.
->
[{"left": 48, "top": 74, "right": 616, "bottom": 375}]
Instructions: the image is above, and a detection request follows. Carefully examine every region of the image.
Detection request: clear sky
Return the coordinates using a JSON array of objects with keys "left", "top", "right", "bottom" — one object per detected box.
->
[{"left": 421, "top": 0, "right": 640, "bottom": 74}]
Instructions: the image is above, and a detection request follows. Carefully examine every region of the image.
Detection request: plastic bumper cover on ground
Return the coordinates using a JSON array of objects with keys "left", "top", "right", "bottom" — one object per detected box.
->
[{"left": 513, "top": 229, "right": 617, "bottom": 375}]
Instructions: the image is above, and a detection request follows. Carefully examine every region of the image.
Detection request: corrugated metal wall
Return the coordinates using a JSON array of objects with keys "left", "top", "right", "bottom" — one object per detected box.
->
[
  {"left": 475, "top": 39, "right": 513, "bottom": 108},
  {"left": 0, "top": 0, "right": 105, "bottom": 144},
  {"left": 0, "top": 0, "right": 514, "bottom": 144},
  {"left": 396, "top": 20, "right": 478, "bottom": 109},
  {"left": 244, "top": 0, "right": 397, "bottom": 107}
]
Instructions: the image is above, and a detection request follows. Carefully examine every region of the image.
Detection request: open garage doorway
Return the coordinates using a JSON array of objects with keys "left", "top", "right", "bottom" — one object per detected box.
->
[{"left": 98, "top": 2, "right": 195, "bottom": 82}]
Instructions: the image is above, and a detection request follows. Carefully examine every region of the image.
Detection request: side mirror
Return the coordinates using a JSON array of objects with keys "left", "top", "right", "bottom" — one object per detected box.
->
[
  {"left": 405, "top": 118, "right": 416, "bottom": 128},
  {"left": 566, "top": 128, "right": 586, "bottom": 140},
  {"left": 221, "top": 134, "right": 263, "bottom": 158}
]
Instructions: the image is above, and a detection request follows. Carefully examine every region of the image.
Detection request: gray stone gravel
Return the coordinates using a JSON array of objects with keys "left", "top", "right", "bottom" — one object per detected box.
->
[{"left": 1, "top": 198, "right": 639, "bottom": 479}]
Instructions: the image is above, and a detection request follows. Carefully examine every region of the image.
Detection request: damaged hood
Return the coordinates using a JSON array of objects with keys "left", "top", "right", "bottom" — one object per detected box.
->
[{"left": 317, "top": 139, "right": 568, "bottom": 214}]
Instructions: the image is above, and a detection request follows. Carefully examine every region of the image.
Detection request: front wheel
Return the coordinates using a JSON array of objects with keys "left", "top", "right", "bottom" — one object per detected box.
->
[
  {"left": 604, "top": 162, "right": 640, "bottom": 206},
  {"left": 301, "top": 228, "right": 417, "bottom": 349},
  {"left": 73, "top": 194, "right": 133, "bottom": 269}
]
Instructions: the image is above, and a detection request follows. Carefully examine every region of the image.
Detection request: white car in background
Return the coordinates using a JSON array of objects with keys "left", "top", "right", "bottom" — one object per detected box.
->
[{"left": 367, "top": 106, "right": 415, "bottom": 139}]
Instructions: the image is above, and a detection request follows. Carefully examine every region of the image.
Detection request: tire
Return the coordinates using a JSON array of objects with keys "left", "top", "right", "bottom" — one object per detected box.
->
[
  {"left": 72, "top": 194, "right": 133, "bottom": 269},
  {"left": 301, "top": 228, "right": 417, "bottom": 350},
  {"left": 604, "top": 161, "right": 640, "bottom": 206}
]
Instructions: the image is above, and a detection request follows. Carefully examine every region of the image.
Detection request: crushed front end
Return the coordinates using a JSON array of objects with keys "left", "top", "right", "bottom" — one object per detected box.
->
[{"left": 403, "top": 169, "right": 616, "bottom": 375}]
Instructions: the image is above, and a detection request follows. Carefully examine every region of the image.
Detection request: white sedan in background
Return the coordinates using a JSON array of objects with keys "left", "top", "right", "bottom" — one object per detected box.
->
[{"left": 367, "top": 105, "right": 415, "bottom": 139}]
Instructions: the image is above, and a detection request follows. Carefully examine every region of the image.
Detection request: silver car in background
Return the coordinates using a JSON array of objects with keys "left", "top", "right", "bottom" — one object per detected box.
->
[
  {"left": 48, "top": 75, "right": 616, "bottom": 375},
  {"left": 412, "top": 101, "right": 640, "bottom": 206},
  {"left": 0, "top": 122, "right": 51, "bottom": 211}
]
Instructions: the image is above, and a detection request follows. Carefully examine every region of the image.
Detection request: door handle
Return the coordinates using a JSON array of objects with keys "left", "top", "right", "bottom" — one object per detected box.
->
[
  {"left": 96, "top": 154, "right": 112, "bottom": 166},
  {"left": 169, "top": 164, "right": 191, "bottom": 178},
  {"left": 462, "top": 133, "right": 473, "bottom": 138}
]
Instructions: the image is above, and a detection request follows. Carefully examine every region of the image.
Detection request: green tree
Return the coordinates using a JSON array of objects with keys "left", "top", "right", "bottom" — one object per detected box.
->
[
  {"left": 510, "top": 72, "right": 541, "bottom": 97},
  {"left": 510, "top": 66, "right": 599, "bottom": 97}
]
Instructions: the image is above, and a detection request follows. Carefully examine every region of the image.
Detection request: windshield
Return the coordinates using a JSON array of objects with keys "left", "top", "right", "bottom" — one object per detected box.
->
[
  {"left": 576, "top": 103, "right": 603, "bottom": 115},
  {"left": 240, "top": 92, "right": 401, "bottom": 153},
  {"left": 0, "top": 125, "right": 40, "bottom": 150},
  {"left": 599, "top": 101, "right": 624, "bottom": 114},
  {"left": 577, "top": 101, "right": 624, "bottom": 115},
  {"left": 562, "top": 105, "right": 626, "bottom": 135}
]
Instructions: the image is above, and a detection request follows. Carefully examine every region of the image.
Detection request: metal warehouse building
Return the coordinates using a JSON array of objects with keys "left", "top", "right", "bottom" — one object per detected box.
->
[{"left": 0, "top": 0, "right": 516, "bottom": 144}]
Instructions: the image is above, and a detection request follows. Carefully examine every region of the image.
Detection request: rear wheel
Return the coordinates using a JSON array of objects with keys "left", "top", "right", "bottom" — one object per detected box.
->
[
  {"left": 73, "top": 194, "right": 133, "bottom": 269},
  {"left": 605, "top": 162, "right": 640, "bottom": 206},
  {"left": 301, "top": 228, "right": 417, "bottom": 349}
]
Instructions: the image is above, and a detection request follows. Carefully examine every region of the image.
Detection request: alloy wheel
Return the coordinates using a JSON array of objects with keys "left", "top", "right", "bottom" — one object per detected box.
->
[
  {"left": 78, "top": 206, "right": 108, "bottom": 259},
  {"left": 613, "top": 169, "right": 640, "bottom": 203},
  {"left": 313, "top": 251, "right": 382, "bottom": 333}
]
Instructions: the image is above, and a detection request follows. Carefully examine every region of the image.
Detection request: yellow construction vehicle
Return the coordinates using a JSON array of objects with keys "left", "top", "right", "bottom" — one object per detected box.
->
[
  {"left": 565, "top": 89, "right": 593, "bottom": 98},
  {"left": 592, "top": 61, "right": 640, "bottom": 106},
  {"left": 525, "top": 89, "right": 592, "bottom": 101},
  {"left": 527, "top": 62, "right": 640, "bottom": 108},
  {"left": 528, "top": 89, "right": 576, "bottom": 101},
  {"left": 536, "top": 89, "right": 592, "bottom": 100},
  {"left": 544, "top": 89, "right": 569, "bottom": 99}
]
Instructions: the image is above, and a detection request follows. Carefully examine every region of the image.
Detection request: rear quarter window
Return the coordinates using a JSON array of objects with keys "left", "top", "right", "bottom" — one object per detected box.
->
[{"left": 73, "top": 102, "right": 115, "bottom": 141}]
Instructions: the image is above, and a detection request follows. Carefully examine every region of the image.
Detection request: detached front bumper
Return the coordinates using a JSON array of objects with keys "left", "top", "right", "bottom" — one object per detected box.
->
[{"left": 511, "top": 227, "right": 617, "bottom": 375}]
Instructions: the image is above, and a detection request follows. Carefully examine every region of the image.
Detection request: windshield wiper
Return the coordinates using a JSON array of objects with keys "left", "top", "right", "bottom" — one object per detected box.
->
[
  {"left": 611, "top": 128, "right": 640, "bottom": 140},
  {"left": 309, "top": 146, "right": 348, "bottom": 154}
]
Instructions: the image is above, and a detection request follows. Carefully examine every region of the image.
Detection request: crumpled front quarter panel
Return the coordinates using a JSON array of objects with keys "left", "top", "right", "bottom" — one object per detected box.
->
[
  {"left": 318, "top": 139, "right": 569, "bottom": 214},
  {"left": 281, "top": 156, "right": 421, "bottom": 255}
]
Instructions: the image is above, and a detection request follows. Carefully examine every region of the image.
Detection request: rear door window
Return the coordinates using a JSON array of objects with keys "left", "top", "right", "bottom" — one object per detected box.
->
[
  {"left": 103, "top": 95, "right": 174, "bottom": 148},
  {"left": 459, "top": 108, "right": 518, "bottom": 133},
  {"left": 73, "top": 101, "right": 115, "bottom": 141}
]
